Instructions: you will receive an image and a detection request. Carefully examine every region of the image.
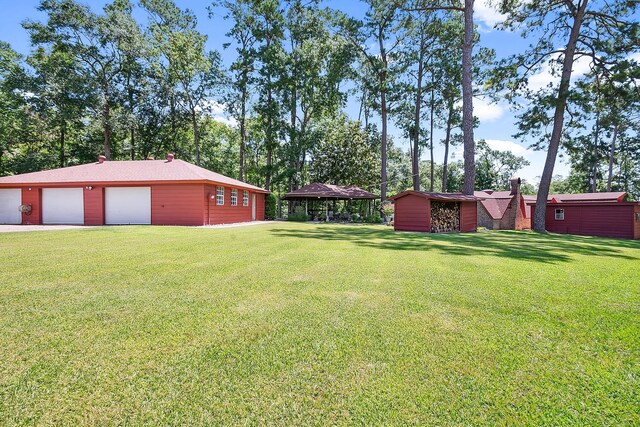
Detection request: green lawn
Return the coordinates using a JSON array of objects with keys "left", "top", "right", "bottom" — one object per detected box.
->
[{"left": 0, "top": 223, "right": 638, "bottom": 425}]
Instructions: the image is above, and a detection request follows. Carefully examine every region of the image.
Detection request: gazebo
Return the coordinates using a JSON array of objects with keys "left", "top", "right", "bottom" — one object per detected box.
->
[{"left": 284, "top": 183, "right": 378, "bottom": 221}]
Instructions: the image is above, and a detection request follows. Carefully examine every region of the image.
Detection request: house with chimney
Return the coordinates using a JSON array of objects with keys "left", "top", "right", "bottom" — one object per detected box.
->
[{"left": 475, "top": 178, "right": 530, "bottom": 230}]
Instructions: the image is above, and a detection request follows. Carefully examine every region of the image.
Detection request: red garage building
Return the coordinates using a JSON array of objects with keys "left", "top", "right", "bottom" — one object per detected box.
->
[
  {"left": 530, "top": 193, "right": 640, "bottom": 240},
  {"left": 0, "top": 154, "right": 268, "bottom": 226},
  {"left": 388, "top": 191, "right": 480, "bottom": 233}
]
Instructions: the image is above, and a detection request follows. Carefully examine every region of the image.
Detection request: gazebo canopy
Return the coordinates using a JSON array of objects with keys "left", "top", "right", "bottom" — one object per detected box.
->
[{"left": 284, "top": 183, "right": 378, "bottom": 200}]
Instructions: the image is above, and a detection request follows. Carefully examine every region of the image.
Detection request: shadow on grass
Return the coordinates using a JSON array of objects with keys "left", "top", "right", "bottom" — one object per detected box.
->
[{"left": 270, "top": 225, "right": 640, "bottom": 264}]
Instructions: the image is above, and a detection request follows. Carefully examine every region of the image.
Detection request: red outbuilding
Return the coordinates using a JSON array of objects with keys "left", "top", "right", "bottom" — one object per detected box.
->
[
  {"left": 0, "top": 154, "right": 268, "bottom": 226},
  {"left": 529, "top": 192, "right": 640, "bottom": 240},
  {"left": 388, "top": 191, "right": 480, "bottom": 233}
]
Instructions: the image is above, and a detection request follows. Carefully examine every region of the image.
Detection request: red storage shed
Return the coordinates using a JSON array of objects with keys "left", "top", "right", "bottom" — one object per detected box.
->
[
  {"left": 389, "top": 191, "right": 480, "bottom": 233},
  {"left": 0, "top": 155, "right": 268, "bottom": 226},
  {"left": 531, "top": 200, "right": 640, "bottom": 240}
]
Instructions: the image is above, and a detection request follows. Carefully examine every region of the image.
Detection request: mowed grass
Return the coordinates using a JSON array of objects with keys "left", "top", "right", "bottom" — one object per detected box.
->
[{"left": 0, "top": 223, "right": 638, "bottom": 426}]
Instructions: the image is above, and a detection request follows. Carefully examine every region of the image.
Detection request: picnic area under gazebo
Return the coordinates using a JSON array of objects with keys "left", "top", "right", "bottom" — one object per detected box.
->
[{"left": 284, "top": 183, "right": 378, "bottom": 221}]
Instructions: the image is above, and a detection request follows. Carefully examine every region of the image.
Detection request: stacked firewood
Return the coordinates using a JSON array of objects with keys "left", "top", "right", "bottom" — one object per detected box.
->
[{"left": 431, "top": 202, "right": 460, "bottom": 233}]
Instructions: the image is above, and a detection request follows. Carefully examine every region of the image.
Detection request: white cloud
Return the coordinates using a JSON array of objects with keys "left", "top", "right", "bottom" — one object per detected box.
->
[
  {"left": 475, "top": 0, "right": 507, "bottom": 28},
  {"left": 195, "top": 99, "right": 238, "bottom": 128},
  {"left": 485, "top": 139, "right": 532, "bottom": 156},
  {"left": 527, "top": 55, "right": 592, "bottom": 92},
  {"left": 473, "top": 97, "right": 505, "bottom": 121},
  {"left": 213, "top": 115, "right": 238, "bottom": 127}
]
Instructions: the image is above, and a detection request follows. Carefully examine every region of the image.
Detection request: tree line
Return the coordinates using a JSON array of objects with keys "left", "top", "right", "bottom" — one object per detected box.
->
[{"left": 0, "top": 0, "right": 638, "bottom": 230}]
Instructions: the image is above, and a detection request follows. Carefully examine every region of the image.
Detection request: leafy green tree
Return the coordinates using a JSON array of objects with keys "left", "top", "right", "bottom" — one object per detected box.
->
[
  {"left": 495, "top": 0, "right": 639, "bottom": 231},
  {"left": 341, "top": 0, "right": 404, "bottom": 200},
  {"left": 143, "top": 0, "right": 225, "bottom": 166},
  {"left": 25, "top": 0, "right": 142, "bottom": 160},
  {"left": 309, "top": 115, "right": 379, "bottom": 188},
  {"left": 475, "top": 139, "right": 530, "bottom": 190},
  {"left": 26, "top": 48, "right": 90, "bottom": 168}
]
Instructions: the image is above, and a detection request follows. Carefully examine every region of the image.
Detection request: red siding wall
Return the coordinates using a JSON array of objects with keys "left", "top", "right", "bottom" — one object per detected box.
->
[
  {"left": 84, "top": 187, "right": 104, "bottom": 225},
  {"left": 394, "top": 194, "right": 430, "bottom": 232},
  {"left": 205, "top": 185, "right": 263, "bottom": 225},
  {"left": 460, "top": 201, "right": 478, "bottom": 232},
  {"left": 152, "top": 184, "right": 205, "bottom": 226},
  {"left": 10, "top": 183, "right": 265, "bottom": 227},
  {"left": 21, "top": 187, "right": 41, "bottom": 225},
  {"left": 536, "top": 203, "right": 637, "bottom": 239},
  {"left": 634, "top": 205, "right": 640, "bottom": 240}
]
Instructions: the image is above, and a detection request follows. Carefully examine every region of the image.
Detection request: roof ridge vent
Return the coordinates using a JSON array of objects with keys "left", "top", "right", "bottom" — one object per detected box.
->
[
  {"left": 98, "top": 155, "right": 106, "bottom": 164},
  {"left": 166, "top": 153, "right": 175, "bottom": 162}
]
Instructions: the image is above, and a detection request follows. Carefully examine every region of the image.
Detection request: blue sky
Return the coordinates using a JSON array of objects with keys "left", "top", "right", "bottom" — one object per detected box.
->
[{"left": 0, "top": 0, "right": 575, "bottom": 185}]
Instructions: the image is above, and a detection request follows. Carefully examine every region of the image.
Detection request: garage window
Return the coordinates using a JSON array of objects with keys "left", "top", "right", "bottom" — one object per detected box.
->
[
  {"left": 243, "top": 191, "right": 249, "bottom": 206},
  {"left": 555, "top": 209, "right": 564, "bottom": 220},
  {"left": 216, "top": 186, "right": 224, "bottom": 205},
  {"left": 231, "top": 189, "right": 238, "bottom": 206}
]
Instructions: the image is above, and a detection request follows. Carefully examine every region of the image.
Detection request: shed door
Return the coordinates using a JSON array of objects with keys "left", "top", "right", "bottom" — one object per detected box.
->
[
  {"left": 42, "top": 188, "right": 84, "bottom": 224},
  {"left": 105, "top": 187, "right": 151, "bottom": 225},
  {"left": 0, "top": 189, "right": 22, "bottom": 224}
]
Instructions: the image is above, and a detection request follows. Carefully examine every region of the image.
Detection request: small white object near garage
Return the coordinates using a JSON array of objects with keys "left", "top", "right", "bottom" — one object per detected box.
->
[{"left": 105, "top": 187, "right": 151, "bottom": 225}]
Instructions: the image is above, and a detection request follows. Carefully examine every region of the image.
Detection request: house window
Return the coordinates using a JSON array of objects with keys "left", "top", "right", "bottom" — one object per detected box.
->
[
  {"left": 231, "top": 189, "right": 238, "bottom": 206},
  {"left": 216, "top": 186, "right": 224, "bottom": 205},
  {"left": 555, "top": 209, "right": 564, "bottom": 220},
  {"left": 243, "top": 191, "right": 249, "bottom": 206},
  {"left": 635, "top": 212, "right": 640, "bottom": 222}
]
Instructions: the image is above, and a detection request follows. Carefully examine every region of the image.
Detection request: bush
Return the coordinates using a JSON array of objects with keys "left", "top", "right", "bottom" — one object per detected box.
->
[
  {"left": 351, "top": 213, "right": 360, "bottom": 222},
  {"left": 265, "top": 193, "right": 277, "bottom": 219},
  {"left": 364, "top": 213, "right": 382, "bottom": 224},
  {"left": 288, "top": 206, "right": 310, "bottom": 222}
]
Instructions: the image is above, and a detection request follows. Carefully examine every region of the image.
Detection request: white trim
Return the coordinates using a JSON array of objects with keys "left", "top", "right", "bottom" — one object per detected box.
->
[
  {"left": 231, "top": 188, "right": 238, "bottom": 206},
  {"left": 216, "top": 186, "right": 224, "bottom": 205}
]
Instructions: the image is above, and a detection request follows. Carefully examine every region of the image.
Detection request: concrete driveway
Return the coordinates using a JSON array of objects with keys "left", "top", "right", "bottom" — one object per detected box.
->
[{"left": 0, "top": 225, "right": 92, "bottom": 233}]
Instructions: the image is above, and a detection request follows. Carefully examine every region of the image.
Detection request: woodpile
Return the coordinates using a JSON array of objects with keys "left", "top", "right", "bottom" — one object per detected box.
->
[{"left": 431, "top": 202, "right": 460, "bottom": 233}]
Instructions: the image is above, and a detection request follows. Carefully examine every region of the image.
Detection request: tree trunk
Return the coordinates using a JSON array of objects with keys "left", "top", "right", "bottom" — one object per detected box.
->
[
  {"left": 59, "top": 122, "right": 65, "bottom": 168},
  {"left": 429, "top": 84, "right": 435, "bottom": 192},
  {"left": 130, "top": 127, "right": 135, "bottom": 160},
  {"left": 461, "top": 0, "right": 475, "bottom": 195},
  {"left": 533, "top": 1, "right": 588, "bottom": 232},
  {"left": 412, "top": 54, "right": 424, "bottom": 191},
  {"left": 103, "top": 84, "right": 111, "bottom": 159},
  {"left": 442, "top": 103, "right": 454, "bottom": 192},
  {"left": 606, "top": 125, "right": 618, "bottom": 192},
  {"left": 590, "top": 108, "right": 600, "bottom": 192},
  {"left": 379, "top": 28, "right": 388, "bottom": 201},
  {"left": 192, "top": 108, "right": 200, "bottom": 166},
  {"left": 239, "top": 70, "right": 248, "bottom": 181},
  {"left": 381, "top": 89, "right": 388, "bottom": 200}
]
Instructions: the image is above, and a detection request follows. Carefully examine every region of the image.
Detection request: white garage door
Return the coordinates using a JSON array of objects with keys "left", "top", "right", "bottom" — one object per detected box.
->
[
  {"left": 105, "top": 187, "right": 151, "bottom": 225},
  {"left": 42, "top": 188, "right": 84, "bottom": 224},
  {"left": 0, "top": 189, "right": 22, "bottom": 224}
]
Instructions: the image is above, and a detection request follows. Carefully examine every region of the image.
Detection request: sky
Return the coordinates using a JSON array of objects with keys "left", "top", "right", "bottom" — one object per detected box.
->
[{"left": 0, "top": 0, "right": 581, "bottom": 185}]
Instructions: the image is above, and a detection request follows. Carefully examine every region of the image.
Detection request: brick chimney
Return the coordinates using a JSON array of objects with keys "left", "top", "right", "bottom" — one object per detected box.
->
[
  {"left": 510, "top": 177, "right": 521, "bottom": 195},
  {"left": 98, "top": 155, "right": 106, "bottom": 164},
  {"left": 166, "top": 153, "right": 175, "bottom": 162}
]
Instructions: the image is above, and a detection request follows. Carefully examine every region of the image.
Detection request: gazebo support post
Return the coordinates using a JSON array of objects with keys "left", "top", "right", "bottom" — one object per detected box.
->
[{"left": 325, "top": 200, "right": 329, "bottom": 222}]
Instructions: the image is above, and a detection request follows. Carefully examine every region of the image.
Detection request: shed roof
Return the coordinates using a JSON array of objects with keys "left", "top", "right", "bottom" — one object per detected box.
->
[
  {"left": 284, "top": 183, "right": 377, "bottom": 199},
  {"left": 474, "top": 190, "right": 518, "bottom": 220},
  {"left": 524, "top": 192, "right": 627, "bottom": 204},
  {"left": 0, "top": 159, "right": 269, "bottom": 193},
  {"left": 389, "top": 191, "right": 481, "bottom": 202}
]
